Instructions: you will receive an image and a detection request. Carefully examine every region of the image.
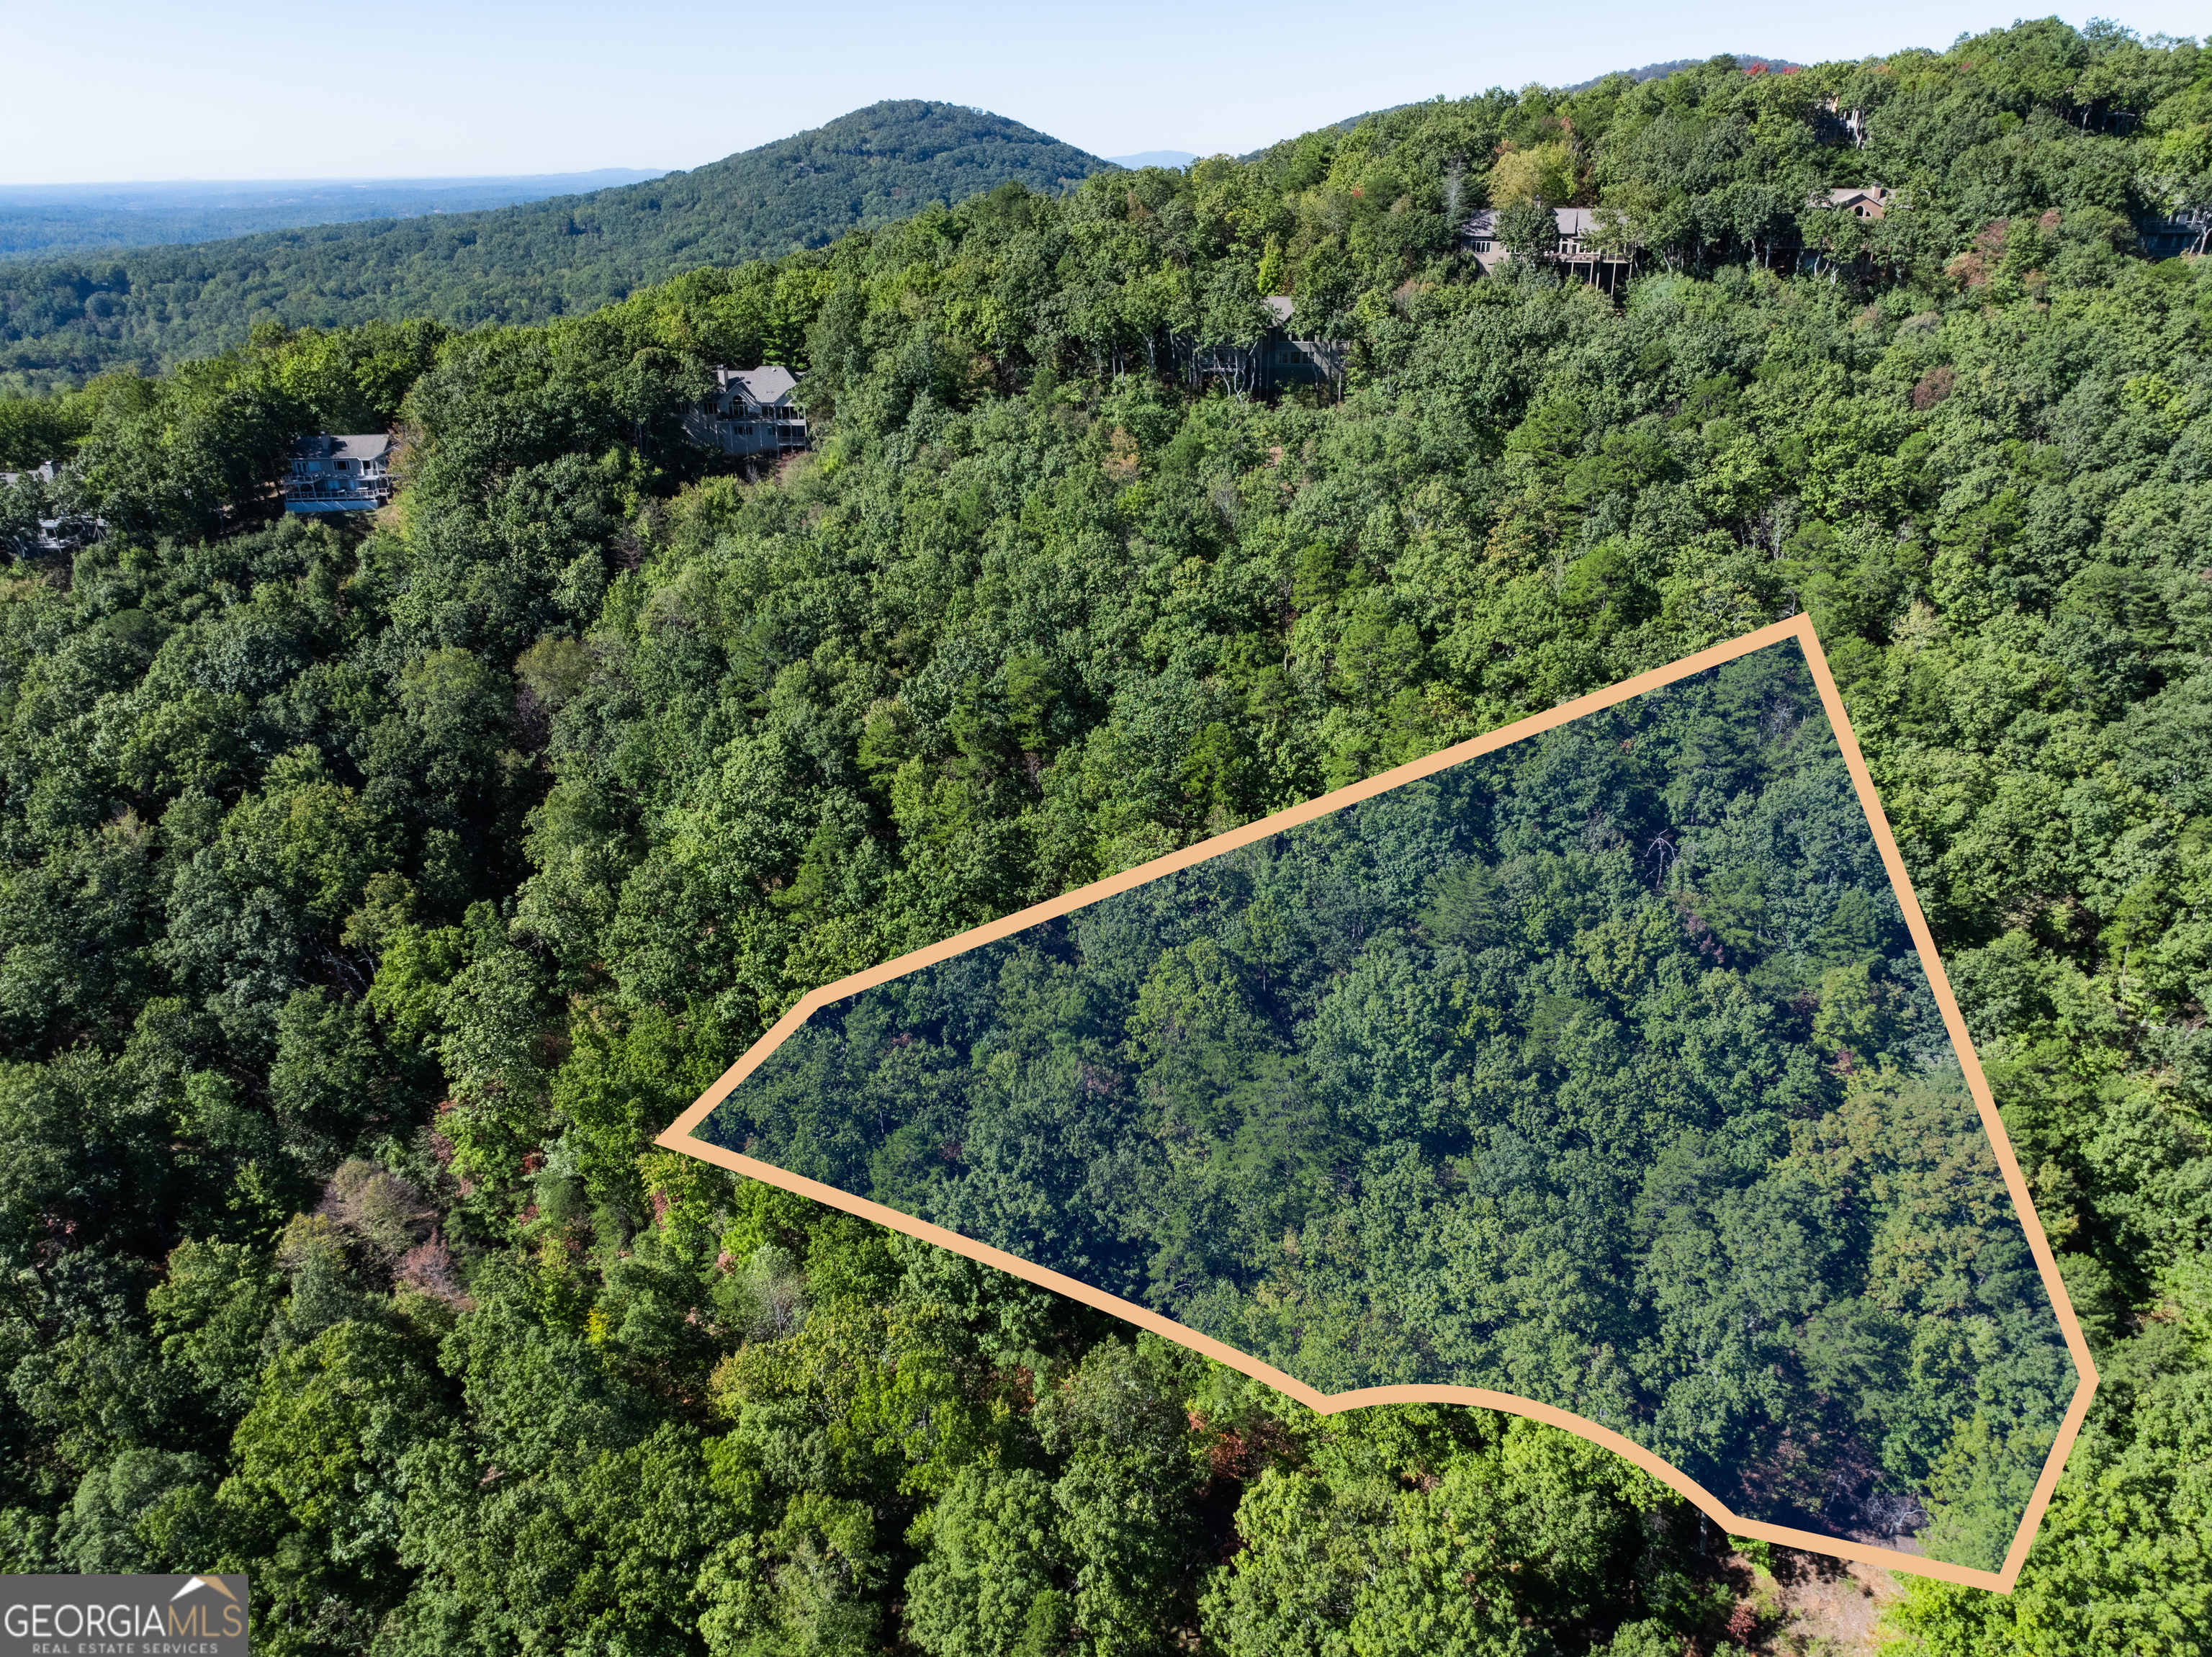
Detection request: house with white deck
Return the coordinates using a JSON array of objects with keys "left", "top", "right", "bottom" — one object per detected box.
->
[{"left": 285, "top": 434, "right": 394, "bottom": 513}]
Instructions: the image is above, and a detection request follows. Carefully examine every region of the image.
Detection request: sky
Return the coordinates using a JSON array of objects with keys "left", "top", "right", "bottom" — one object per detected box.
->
[{"left": 1, "top": 1, "right": 2205, "bottom": 184}]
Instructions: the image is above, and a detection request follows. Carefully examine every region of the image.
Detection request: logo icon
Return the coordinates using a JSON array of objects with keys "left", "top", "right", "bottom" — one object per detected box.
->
[{"left": 171, "top": 1573, "right": 241, "bottom": 1604}]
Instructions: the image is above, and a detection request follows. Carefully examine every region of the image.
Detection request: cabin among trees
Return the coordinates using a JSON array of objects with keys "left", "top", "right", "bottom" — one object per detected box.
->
[
  {"left": 1189, "top": 297, "right": 1348, "bottom": 398},
  {"left": 2141, "top": 209, "right": 2211, "bottom": 257},
  {"left": 1459, "top": 187, "right": 1903, "bottom": 288},
  {"left": 0, "top": 459, "right": 56, "bottom": 491},
  {"left": 1459, "top": 207, "right": 1637, "bottom": 289},
  {"left": 1256, "top": 296, "right": 1346, "bottom": 394},
  {"left": 685, "top": 365, "right": 811, "bottom": 462},
  {"left": 1827, "top": 184, "right": 1894, "bottom": 220},
  {"left": 1460, "top": 182, "right": 2212, "bottom": 285},
  {"left": 283, "top": 433, "right": 393, "bottom": 513},
  {"left": 0, "top": 459, "right": 84, "bottom": 553}
]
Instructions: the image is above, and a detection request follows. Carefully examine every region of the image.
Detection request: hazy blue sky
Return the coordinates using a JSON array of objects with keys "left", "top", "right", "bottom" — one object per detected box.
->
[{"left": 4, "top": 3, "right": 2202, "bottom": 183}]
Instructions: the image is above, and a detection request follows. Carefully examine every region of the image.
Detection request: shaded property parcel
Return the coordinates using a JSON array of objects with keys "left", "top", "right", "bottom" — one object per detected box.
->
[{"left": 688, "top": 637, "right": 2081, "bottom": 1574}]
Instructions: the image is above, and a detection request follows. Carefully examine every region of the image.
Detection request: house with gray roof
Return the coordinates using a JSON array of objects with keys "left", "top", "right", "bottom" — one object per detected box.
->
[
  {"left": 687, "top": 366, "right": 810, "bottom": 461},
  {"left": 285, "top": 434, "right": 394, "bottom": 513},
  {"left": 1459, "top": 207, "right": 1637, "bottom": 288}
]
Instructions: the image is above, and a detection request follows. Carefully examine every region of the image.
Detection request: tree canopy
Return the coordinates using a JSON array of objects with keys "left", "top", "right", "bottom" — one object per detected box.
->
[{"left": 701, "top": 637, "right": 2081, "bottom": 1573}]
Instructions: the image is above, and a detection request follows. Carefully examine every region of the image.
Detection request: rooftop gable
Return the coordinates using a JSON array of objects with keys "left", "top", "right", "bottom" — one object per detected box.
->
[
  {"left": 714, "top": 364, "right": 800, "bottom": 406},
  {"left": 292, "top": 433, "right": 392, "bottom": 461}
]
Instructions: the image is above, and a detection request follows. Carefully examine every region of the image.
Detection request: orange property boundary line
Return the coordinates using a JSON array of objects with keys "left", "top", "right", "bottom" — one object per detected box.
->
[{"left": 657, "top": 614, "right": 2099, "bottom": 1594}]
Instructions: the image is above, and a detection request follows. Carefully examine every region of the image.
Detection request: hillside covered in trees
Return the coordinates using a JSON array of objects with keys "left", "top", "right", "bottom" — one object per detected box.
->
[
  {"left": 0, "top": 102, "right": 1109, "bottom": 393},
  {"left": 0, "top": 18, "right": 2208, "bottom": 1656}
]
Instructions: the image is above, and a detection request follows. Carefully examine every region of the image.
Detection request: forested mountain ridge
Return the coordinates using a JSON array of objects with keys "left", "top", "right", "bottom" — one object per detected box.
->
[
  {"left": 0, "top": 102, "right": 1110, "bottom": 392},
  {"left": 0, "top": 19, "right": 2209, "bottom": 1656}
]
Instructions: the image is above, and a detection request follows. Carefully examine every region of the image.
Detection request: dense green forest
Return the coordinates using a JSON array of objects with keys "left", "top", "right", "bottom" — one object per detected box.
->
[
  {"left": 0, "top": 104, "right": 1108, "bottom": 395},
  {"left": 1, "top": 17, "right": 2208, "bottom": 1654},
  {"left": 706, "top": 638, "right": 2078, "bottom": 1574},
  {"left": 0, "top": 173, "right": 665, "bottom": 264}
]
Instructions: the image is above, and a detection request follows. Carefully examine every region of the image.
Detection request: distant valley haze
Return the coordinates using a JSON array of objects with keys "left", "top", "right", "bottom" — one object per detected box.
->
[
  {"left": 0, "top": 171, "right": 670, "bottom": 261},
  {"left": 0, "top": 174, "right": 666, "bottom": 202}
]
